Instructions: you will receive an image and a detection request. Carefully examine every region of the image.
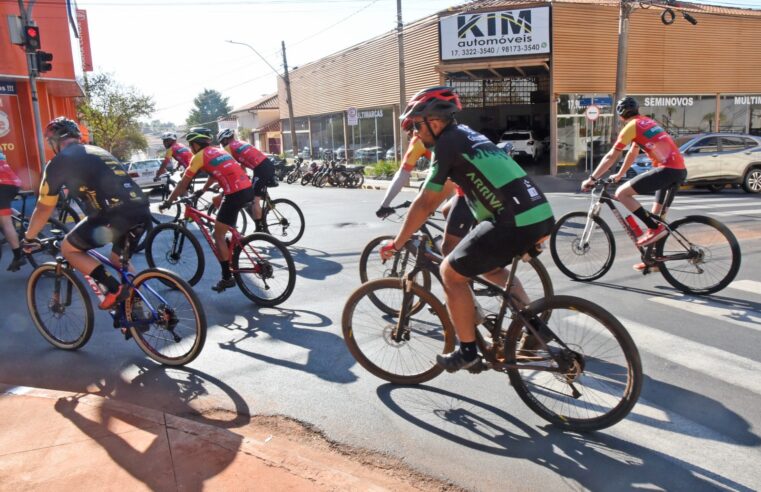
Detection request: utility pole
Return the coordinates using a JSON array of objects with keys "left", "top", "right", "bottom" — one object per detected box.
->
[
  {"left": 281, "top": 41, "right": 298, "bottom": 158},
  {"left": 396, "top": 0, "right": 407, "bottom": 151},
  {"left": 17, "top": 0, "right": 48, "bottom": 172},
  {"left": 613, "top": 0, "right": 634, "bottom": 136}
]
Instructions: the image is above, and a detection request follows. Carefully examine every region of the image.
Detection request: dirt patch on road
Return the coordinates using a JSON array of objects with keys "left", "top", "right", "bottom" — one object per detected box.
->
[{"left": 184, "top": 409, "right": 465, "bottom": 491}]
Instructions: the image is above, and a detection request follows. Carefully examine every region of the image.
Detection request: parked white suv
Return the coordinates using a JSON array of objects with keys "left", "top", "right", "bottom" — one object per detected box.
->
[{"left": 497, "top": 130, "right": 542, "bottom": 161}]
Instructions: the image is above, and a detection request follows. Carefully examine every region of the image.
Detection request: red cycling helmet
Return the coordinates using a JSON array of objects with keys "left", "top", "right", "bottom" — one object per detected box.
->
[{"left": 400, "top": 86, "right": 462, "bottom": 121}]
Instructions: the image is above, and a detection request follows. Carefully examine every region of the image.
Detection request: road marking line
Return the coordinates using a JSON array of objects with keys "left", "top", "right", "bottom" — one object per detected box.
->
[
  {"left": 669, "top": 202, "right": 760, "bottom": 211},
  {"left": 648, "top": 296, "right": 761, "bottom": 334},
  {"left": 712, "top": 209, "right": 761, "bottom": 217},
  {"left": 728, "top": 280, "right": 761, "bottom": 295}
]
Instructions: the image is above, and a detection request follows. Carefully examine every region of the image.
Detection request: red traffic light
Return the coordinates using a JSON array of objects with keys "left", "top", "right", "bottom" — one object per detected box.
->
[
  {"left": 26, "top": 27, "right": 39, "bottom": 38},
  {"left": 23, "top": 25, "right": 41, "bottom": 51}
]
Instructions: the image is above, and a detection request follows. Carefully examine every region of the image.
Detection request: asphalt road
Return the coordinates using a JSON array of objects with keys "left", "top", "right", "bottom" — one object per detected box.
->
[{"left": 1, "top": 183, "right": 760, "bottom": 491}]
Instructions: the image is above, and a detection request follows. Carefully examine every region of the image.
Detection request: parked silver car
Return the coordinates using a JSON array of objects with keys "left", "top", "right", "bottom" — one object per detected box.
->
[
  {"left": 631, "top": 133, "right": 761, "bottom": 193},
  {"left": 127, "top": 158, "right": 165, "bottom": 189}
]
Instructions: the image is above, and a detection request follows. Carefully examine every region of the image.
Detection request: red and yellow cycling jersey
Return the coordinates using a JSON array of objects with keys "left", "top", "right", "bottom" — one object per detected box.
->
[
  {"left": 614, "top": 116, "right": 685, "bottom": 169},
  {"left": 163, "top": 142, "right": 193, "bottom": 169},
  {"left": 0, "top": 151, "right": 22, "bottom": 187},
  {"left": 401, "top": 135, "right": 432, "bottom": 172},
  {"left": 185, "top": 147, "right": 252, "bottom": 195},
  {"left": 224, "top": 140, "right": 268, "bottom": 170}
]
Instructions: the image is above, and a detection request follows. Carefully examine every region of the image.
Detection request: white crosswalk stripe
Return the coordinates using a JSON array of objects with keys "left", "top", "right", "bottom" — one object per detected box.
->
[
  {"left": 648, "top": 296, "right": 761, "bottom": 333},
  {"left": 729, "top": 279, "right": 761, "bottom": 294}
]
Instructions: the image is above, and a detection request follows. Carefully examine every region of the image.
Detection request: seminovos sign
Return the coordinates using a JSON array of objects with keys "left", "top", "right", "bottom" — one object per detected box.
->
[{"left": 440, "top": 6, "right": 550, "bottom": 61}]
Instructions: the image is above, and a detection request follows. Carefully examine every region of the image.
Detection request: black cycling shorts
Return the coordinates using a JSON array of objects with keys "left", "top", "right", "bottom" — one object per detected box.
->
[
  {"left": 445, "top": 195, "right": 475, "bottom": 239},
  {"left": 629, "top": 167, "right": 687, "bottom": 205},
  {"left": 448, "top": 217, "right": 555, "bottom": 279},
  {"left": 217, "top": 186, "right": 254, "bottom": 227},
  {"left": 253, "top": 159, "right": 275, "bottom": 197},
  {"left": 66, "top": 203, "right": 151, "bottom": 256},
  {"left": 0, "top": 184, "right": 19, "bottom": 216}
]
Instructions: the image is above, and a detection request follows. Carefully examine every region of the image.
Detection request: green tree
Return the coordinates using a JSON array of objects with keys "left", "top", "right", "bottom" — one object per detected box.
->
[
  {"left": 78, "top": 73, "right": 155, "bottom": 161},
  {"left": 186, "top": 89, "right": 232, "bottom": 134}
]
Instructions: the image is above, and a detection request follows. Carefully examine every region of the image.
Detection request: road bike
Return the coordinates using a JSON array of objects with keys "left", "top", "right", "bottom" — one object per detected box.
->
[
  {"left": 25, "top": 230, "right": 206, "bottom": 366},
  {"left": 0, "top": 191, "right": 69, "bottom": 269},
  {"left": 360, "top": 201, "right": 553, "bottom": 318},
  {"left": 144, "top": 196, "right": 296, "bottom": 306},
  {"left": 549, "top": 178, "right": 741, "bottom": 295},
  {"left": 343, "top": 236, "right": 643, "bottom": 432}
]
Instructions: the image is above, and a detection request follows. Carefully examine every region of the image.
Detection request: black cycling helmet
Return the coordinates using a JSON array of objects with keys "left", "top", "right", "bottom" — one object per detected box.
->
[
  {"left": 400, "top": 86, "right": 462, "bottom": 121},
  {"left": 616, "top": 96, "right": 639, "bottom": 119},
  {"left": 216, "top": 128, "right": 234, "bottom": 143},
  {"left": 185, "top": 127, "right": 212, "bottom": 144},
  {"left": 45, "top": 116, "right": 82, "bottom": 142}
]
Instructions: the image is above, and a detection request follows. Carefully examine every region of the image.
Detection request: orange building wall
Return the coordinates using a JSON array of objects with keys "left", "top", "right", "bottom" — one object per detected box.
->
[{"left": 0, "top": 1, "right": 83, "bottom": 190}]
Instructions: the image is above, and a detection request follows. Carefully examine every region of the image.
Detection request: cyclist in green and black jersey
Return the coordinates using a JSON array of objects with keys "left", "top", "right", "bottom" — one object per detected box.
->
[{"left": 380, "top": 87, "right": 555, "bottom": 372}]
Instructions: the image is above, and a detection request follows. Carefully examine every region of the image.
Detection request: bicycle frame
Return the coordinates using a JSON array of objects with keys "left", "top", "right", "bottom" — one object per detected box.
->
[
  {"left": 395, "top": 237, "right": 580, "bottom": 379},
  {"left": 178, "top": 200, "right": 266, "bottom": 276}
]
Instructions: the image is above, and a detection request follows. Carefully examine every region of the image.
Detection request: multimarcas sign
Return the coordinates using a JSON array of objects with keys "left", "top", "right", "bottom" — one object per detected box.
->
[{"left": 440, "top": 6, "right": 550, "bottom": 61}]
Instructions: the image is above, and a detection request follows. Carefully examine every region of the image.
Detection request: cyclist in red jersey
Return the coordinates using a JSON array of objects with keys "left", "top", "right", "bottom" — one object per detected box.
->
[
  {"left": 163, "top": 127, "right": 254, "bottom": 293},
  {"left": 0, "top": 150, "right": 25, "bottom": 271},
  {"left": 217, "top": 129, "right": 275, "bottom": 232},
  {"left": 582, "top": 97, "right": 687, "bottom": 253},
  {"left": 155, "top": 132, "right": 193, "bottom": 178}
]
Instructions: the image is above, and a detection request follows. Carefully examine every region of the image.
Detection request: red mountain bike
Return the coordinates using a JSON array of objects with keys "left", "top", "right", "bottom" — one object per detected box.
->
[{"left": 144, "top": 196, "right": 296, "bottom": 306}]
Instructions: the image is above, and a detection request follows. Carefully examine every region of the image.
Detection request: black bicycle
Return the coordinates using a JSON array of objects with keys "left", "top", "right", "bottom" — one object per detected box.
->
[
  {"left": 550, "top": 178, "right": 741, "bottom": 295},
  {"left": 343, "top": 237, "right": 643, "bottom": 432}
]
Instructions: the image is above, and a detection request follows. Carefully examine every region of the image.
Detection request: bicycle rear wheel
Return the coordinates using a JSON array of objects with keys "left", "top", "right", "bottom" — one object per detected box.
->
[
  {"left": 358, "top": 235, "right": 432, "bottom": 316},
  {"left": 342, "top": 278, "right": 455, "bottom": 384},
  {"left": 505, "top": 295, "right": 642, "bottom": 432},
  {"left": 27, "top": 262, "right": 94, "bottom": 350},
  {"left": 233, "top": 233, "right": 296, "bottom": 306},
  {"left": 145, "top": 223, "right": 205, "bottom": 286},
  {"left": 655, "top": 215, "right": 741, "bottom": 295},
  {"left": 126, "top": 268, "right": 207, "bottom": 366},
  {"left": 550, "top": 211, "right": 616, "bottom": 281},
  {"left": 262, "top": 198, "right": 305, "bottom": 246}
]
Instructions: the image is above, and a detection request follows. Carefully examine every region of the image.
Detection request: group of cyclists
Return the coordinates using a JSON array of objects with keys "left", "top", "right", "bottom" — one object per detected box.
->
[{"left": 0, "top": 84, "right": 688, "bottom": 374}]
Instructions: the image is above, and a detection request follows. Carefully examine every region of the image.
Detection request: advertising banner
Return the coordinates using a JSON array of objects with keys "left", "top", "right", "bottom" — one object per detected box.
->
[
  {"left": 0, "top": 83, "right": 34, "bottom": 190},
  {"left": 440, "top": 6, "right": 550, "bottom": 61}
]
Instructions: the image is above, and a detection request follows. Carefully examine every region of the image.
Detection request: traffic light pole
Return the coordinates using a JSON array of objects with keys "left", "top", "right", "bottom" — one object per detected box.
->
[{"left": 18, "top": 0, "right": 48, "bottom": 173}]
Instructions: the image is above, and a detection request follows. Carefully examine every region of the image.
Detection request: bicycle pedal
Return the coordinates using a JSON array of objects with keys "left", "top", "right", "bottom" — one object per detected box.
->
[
  {"left": 467, "top": 358, "right": 487, "bottom": 374},
  {"left": 120, "top": 327, "right": 133, "bottom": 341}
]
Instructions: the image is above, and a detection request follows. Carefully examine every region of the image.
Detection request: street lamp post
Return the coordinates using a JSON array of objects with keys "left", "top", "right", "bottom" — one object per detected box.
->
[{"left": 226, "top": 39, "right": 298, "bottom": 158}]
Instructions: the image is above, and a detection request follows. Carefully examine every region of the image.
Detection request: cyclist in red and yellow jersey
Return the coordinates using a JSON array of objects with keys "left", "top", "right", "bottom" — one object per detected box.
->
[
  {"left": 0, "top": 149, "right": 25, "bottom": 271},
  {"left": 217, "top": 129, "right": 275, "bottom": 232},
  {"left": 155, "top": 132, "right": 193, "bottom": 178},
  {"left": 582, "top": 97, "right": 687, "bottom": 253},
  {"left": 163, "top": 127, "right": 254, "bottom": 293}
]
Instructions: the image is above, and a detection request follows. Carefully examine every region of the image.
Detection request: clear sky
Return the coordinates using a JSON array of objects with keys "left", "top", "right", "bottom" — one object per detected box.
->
[{"left": 77, "top": 0, "right": 761, "bottom": 125}]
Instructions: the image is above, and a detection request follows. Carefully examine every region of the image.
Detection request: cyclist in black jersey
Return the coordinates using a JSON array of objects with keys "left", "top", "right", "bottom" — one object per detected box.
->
[
  {"left": 23, "top": 117, "right": 150, "bottom": 310},
  {"left": 380, "top": 87, "right": 555, "bottom": 372}
]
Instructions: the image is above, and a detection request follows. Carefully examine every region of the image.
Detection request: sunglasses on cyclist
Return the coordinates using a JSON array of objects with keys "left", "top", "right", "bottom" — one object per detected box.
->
[{"left": 412, "top": 120, "right": 427, "bottom": 132}]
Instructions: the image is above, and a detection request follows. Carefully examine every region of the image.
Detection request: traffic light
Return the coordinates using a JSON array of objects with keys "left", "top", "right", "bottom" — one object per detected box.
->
[
  {"left": 35, "top": 51, "right": 53, "bottom": 73},
  {"left": 23, "top": 25, "right": 41, "bottom": 51}
]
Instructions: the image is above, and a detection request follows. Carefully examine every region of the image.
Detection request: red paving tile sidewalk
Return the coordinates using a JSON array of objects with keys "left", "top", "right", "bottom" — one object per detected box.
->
[{"left": 0, "top": 384, "right": 434, "bottom": 491}]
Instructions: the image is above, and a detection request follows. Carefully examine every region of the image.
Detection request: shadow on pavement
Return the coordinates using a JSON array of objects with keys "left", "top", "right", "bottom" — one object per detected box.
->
[
  {"left": 216, "top": 307, "right": 357, "bottom": 384},
  {"left": 376, "top": 383, "right": 756, "bottom": 492},
  {"left": 289, "top": 246, "right": 346, "bottom": 280}
]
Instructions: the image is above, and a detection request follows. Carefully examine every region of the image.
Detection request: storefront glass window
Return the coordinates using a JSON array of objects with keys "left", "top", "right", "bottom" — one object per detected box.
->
[
  {"left": 309, "top": 113, "right": 345, "bottom": 159},
  {"left": 556, "top": 94, "right": 614, "bottom": 171},
  {"left": 346, "top": 107, "right": 394, "bottom": 163},
  {"left": 281, "top": 117, "right": 310, "bottom": 157},
  {"left": 632, "top": 95, "right": 716, "bottom": 136},
  {"left": 719, "top": 95, "right": 761, "bottom": 135}
]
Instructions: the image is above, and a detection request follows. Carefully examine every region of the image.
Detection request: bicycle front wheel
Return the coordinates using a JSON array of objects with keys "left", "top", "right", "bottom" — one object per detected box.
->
[
  {"left": 149, "top": 200, "right": 181, "bottom": 224},
  {"left": 233, "top": 233, "right": 296, "bottom": 306},
  {"left": 505, "top": 295, "right": 642, "bottom": 432},
  {"left": 474, "top": 256, "right": 553, "bottom": 321},
  {"left": 145, "top": 223, "right": 205, "bottom": 286},
  {"left": 27, "top": 263, "right": 94, "bottom": 350},
  {"left": 550, "top": 211, "right": 616, "bottom": 281},
  {"left": 656, "top": 215, "right": 741, "bottom": 295},
  {"left": 262, "top": 198, "right": 305, "bottom": 246},
  {"left": 358, "top": 235, "right": 432, "bottom": 316},
  {"left": 126, "top": 268, "right": 207, "bottom": 366},
  {"left": 342, "top": 278, "right": 456, "bottom": 384}
]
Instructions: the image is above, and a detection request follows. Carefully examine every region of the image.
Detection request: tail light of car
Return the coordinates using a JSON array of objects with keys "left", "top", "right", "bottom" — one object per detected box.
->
[
  {"left": 527, "top": 140, "right": 534, "bottom": 146},
  {"left": 129, "top": 171, "right": 140, "bottom": 178}
]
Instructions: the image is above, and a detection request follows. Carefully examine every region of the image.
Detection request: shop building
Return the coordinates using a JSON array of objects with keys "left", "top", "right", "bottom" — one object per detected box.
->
[
  {"left": 278, "top": 0, "right": 761, "bottom": 174},
  {"left": 0, "top": 1, "right": 89, "bottom": 190}
]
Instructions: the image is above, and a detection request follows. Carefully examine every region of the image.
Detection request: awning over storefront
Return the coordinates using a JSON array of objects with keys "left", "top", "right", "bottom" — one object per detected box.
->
[
  {"left": 254, "top": 120, "right": 281, "bottom": 134},
  {"left": 436, "top": 57, "right": 550, "bottom": 80}
]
